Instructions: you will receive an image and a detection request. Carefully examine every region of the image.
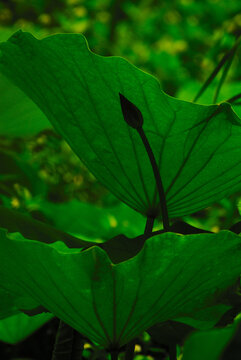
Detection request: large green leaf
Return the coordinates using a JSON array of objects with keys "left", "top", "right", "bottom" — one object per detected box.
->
[
  {"left": 178, "top": 80, "right": 241, "bottom": 118},
  {"left": 0, "top": 205, "right": 94, "bottom": 248},
  {"left": 148, "top": 291, "right": 241, "bottom": 347},
  {"left": 0, "top": 289, "right": 19, "bottom": 320},
  {"left": 0, "top": 229, "right": 241, "bottom": 349},
  {"left": 40, "top": 199, "right": 145, "bottom": 240},
  {"left": 182, "top": 318, "right": 240, "bottom": 360},
  {"left": 0, "top": 312, "right": 53, "bottom": 344},
  {"left": 0, "top": 204, "right": 151, "bottom": 264},
  {"left": 0, "top": 27, "right": 51, "bottom": 137},
  {"left": 0, "top": 31, "right": 240, "bottom": 218},
  {"left": 0, "top": 73, "right": 50, "bottom": 137}
]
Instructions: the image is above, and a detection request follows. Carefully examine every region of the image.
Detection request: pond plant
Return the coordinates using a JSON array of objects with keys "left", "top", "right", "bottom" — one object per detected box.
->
[{"left": 0, "top": 31, "right": 241, "bottom": 359}]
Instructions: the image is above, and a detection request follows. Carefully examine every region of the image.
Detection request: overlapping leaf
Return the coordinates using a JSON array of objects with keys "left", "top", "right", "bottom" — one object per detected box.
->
[
  {"left": 0, "top": 205, "right": 148, "bottom": 263},
  {"left": 41, "top": 200, "right": 145, "bottom": 240},
  {"left": 0, "top": 228, "right": 241, "bottom": 348},
  {"left": 0, "top": 205, "right": 93, "bottom": 248},
  {"left": 182, "top": 317, "right": 240, "bottom": 360},
  {"left": 0, "top": 31, "right": 240, "bottom": 217},
  {"left": 0, "top": 312, "right": 53, "bottom": 344}
]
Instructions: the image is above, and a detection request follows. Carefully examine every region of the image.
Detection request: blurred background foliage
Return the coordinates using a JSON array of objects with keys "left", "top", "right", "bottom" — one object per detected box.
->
[
  {"left": 0, "top": 0, "right": 241, "bottom": 233},
  {"left": 0, "top": 1, "right": 241, "bottom": 359},
  {"left": 0, "top": 0, "right": 241, "bottom": 94}
]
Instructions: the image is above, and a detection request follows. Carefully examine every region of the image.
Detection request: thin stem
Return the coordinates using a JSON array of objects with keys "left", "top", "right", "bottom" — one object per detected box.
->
[
  {"left": 144, "top": 216, "right": 155, "bottom": 235},
  {"left": 52, "top": 320, "right": 84, "bottom": 360},
  {"left": 52, "top": 320, "right": 74, "bottom": 360},
  {"left": 225, "top": 92, "right": 241, "bottom": 104},
  {"left": 213, "top": 51, "right": 235, "bottom": 103},
  {"left": 193, "top": 35, "right": 241, "bottom": 102},
  {"left": 137, "top": 127, "right": 170, "bottom": 231}
]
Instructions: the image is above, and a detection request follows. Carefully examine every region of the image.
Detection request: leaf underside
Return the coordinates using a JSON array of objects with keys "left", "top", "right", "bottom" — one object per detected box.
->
[
  {"left": 0, "top": 229, "right": 241, "bottom": 348},
  {"left": 0, "top": 31, "right": 240, "bottom": 217}
]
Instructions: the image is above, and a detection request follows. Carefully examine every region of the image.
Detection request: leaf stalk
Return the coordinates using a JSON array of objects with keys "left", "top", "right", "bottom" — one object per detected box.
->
[
  {"left": 137, "top": 127, "right": 170, "bottom": 231},
  {"left": 144, "top": 217, "right": 155, "bottom": 235}
]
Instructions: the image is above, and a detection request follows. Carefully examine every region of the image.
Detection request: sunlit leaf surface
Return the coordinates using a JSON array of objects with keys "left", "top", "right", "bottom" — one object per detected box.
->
[
  {"left": 0, "top": 229, "right": 241, "bottom": 348},
  {"left": 0, "top": 31, "right": 240, "bottom": 217}
]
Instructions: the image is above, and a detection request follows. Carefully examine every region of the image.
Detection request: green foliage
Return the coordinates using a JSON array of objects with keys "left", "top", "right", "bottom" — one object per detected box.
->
[
  {"left": 193, "top": 35, "right": 241, "bottom": 103},
  {"left": 0, "top": 205, "right": 93, "bottom": 247},
  {"left": 1, "top": 0, "right": 240, "bottom": 96},
  {"left": 0, "top": 73, "right": 50, "bottom": 136},
  {"left": 0, "top": 289, "right": 19, "bottom": 320},
  {"left": 40, "top": 200, "right": 145, "bottom": 240},
  {"left": 0, "top": 3, "right": 240, "bottom": 356},
  {"left": 0, "top": 31, "right": 240, "bottom": 220},
  {"left": 0, "top": 312, "right": 53, "bottom": 345},
  {"left": 0, "top": 228, "right": 241, "bottom": 349},
  {"left": 182, "top": 318, "right": 240, "bottom": 360},
  {"left": 178, "top": 80, "right": 241, "bottom": 117}
]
